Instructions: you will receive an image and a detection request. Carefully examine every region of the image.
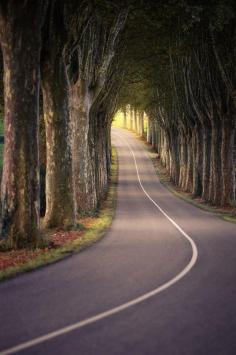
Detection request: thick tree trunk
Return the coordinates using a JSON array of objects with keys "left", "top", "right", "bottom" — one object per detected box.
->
[
  {"left": 70, "top": 81, "right": 97, "bottom": 213},
  {"left": 139, "top": 111, "right": 144, "bottom": 136},
  {"left": 42, "top": 59, "right": 76, "bottom": 227},
  {"left": 192, "top": 125, "right": 202, "bottom": 197},
  {"left": 105, "top": 122, "right": 112, "bottom": 176},
  {"left": 0, "top": 2, "right": 45, "bottom": 247},
  {"left": 221, "top": 117, "right": 236, "bottom": 206},
  {"left": 134, "top": 108, "right": 138, "bottom": 132},
  {"left": 209, "top": 120, "right": 222, "bottom": 205},
  {"left": 179, "top": 130, "right": 187, "bottom": 189},
  {"left": 95, "top": 115, "right": 109, "bottom": 201},
  {"left": 151, "top": 121, "right": 157, "bottom": 148},
  {"left": 147, "top": 118, "right": 152, "bottom": 143},
  {"left": 184, "top": 134, "right": 193, "bottom": 192},
  {"left": 169, "top": 132, "right": 179, "bottom": 184},
  {"left": 201, "top": 125, "right": 211, "bottom": 201}
]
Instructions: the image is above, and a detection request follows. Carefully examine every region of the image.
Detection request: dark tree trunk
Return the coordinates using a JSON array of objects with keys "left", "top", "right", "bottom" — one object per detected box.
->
[
  {"left": 179, "top": 130, "right": 187, "bottom": 189},
  {"left": 134, "top": 108, "right": 138, "bottom": 132},
  {"left": 201, "top": 125, "right": 211, "bottom": 202},
  {"left": 139, "top": 111, "right": 144, "bottom": 136},
  {"left": 151, "top": 121, "right": 157, "bottom": 148},
  {"left": 185, "top": 134, "right": 193, "bottom": 192},
  {"left": 105, "top": 122, "right": 112, "bottom": 177},
  {"left": 0, "top": 1, "right": 46, "bottom": 247},
  {"left": 169, "top": 131, "right": 180, "bottom": 184},
  {"left": 209, "top": 119, "right": 222, "bottom": 205},
  {"left": 42, "top": 58, "right": 76, "bottom": 227},
  {"left": 94, "top": 114, "right": 109, "bottom": 201},
  {"left": 192, "top": 125, "right": 202, "bottom": 197},
  {"left": 147, "top": 118, "right": 152, "bottom": 143},
  {"left": 221, "top": 117, "right": 236, "bottom": 206}
]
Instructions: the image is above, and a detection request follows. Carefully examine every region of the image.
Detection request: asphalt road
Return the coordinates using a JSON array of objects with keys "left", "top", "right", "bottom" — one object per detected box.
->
[{"left": 1, "top": 128, "right": 236, "bottom": 355}]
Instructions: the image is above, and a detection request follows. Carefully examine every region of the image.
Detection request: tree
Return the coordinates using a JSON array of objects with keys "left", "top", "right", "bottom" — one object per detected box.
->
[{"left": 0, "top": 0, "right": 48, "bottom": 247}]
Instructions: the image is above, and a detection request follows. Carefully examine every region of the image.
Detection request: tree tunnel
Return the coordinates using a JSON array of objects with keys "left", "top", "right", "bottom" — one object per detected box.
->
[{"left": 0, "top": 0, "right": 235, "bottom": 247}]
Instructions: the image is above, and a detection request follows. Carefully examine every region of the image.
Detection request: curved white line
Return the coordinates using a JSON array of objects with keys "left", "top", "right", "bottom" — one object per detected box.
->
[{"left": 0, "top": 131, "right": 198, "bottom": 355}]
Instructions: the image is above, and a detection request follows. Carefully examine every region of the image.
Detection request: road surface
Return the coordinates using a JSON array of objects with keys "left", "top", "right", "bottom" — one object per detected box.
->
[{"left": 1, "top": 128, "right": 236, "bottom": 355}]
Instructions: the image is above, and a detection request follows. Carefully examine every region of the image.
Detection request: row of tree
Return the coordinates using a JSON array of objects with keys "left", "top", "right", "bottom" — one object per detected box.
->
[
  {"left": 120, "top": 0, "right": 236, "bottom": 208},
  {"left": 0, "top": 0, "right": 128, "bottom": 247}
]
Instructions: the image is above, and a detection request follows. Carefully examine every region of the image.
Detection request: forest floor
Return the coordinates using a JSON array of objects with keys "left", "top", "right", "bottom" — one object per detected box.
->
[{"left": 0, "top": 146, "right": 118, "bottom": 282}]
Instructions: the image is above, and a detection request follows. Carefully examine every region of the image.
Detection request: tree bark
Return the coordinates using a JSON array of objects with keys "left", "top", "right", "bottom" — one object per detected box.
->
[
  {"left": 209, "top": 119, "right": 222, "bottom": 205},
  {"left": 123, "top": 107, "right": 127, "bottom": 129},
  {"left": 147, "top": 117, "right": 152, "bottom": 143},
  {"left": 42, "top": 58, "right": 76, "bottom": 227},
  {"left": 184, "top": 134, "right": 193, "bottom": 192},
  {"left": 139, "top": 111, "right": 144, "bottom": 136},
  {"left": 0, "top": 1, "right": 46, "bottom": 247},
  {"left": 134, "top": 108, "right": 138, "bottom": 132},
  {"left": 70, "top": 80, "right": 97, "bottom": 213},
  {"left": 221, "top": 117, "right": 236, "bottom": 206},
  {"left": 201, "top": 125, "right": 211, "bottom": 202},
  {"left": 192, "top": 125, "right": 202, "bottom": 197}
]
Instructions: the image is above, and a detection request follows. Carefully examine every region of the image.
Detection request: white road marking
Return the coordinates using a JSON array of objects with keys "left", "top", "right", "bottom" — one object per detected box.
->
[{"left": 0, "top": 131, "right": 198, "bottom": 355}]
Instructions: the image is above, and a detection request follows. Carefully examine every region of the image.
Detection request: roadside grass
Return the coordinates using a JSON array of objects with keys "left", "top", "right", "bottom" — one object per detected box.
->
[{"left": 0, "top": 146, "right": 118, "bottom": 282}]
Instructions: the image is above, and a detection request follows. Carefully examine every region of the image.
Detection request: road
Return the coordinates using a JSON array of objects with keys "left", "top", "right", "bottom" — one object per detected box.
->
[{"left": 1, "top": 128, "right": 236, "bottom": 355}]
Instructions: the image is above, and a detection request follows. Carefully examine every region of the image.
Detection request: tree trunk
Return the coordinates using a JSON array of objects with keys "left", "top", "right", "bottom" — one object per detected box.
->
[
  {"left": 134, "top": 108, "right": 138, "bottom": 132},
  {"left": 139, "top": 111, "right": 144, "bottom": 136},
  {"left": 147, "top": 118, "right": 152, "bottom": 143},
  {"left": 70, "top": 81, "right": 97, "bottom": 213},
  {"left": 123, "top": 107, "right": 127, "bottom": 129},
  {"left": 192, "top": 125, "right": 202, "bottom": 197},
  {"left": 209, "top": 120, "right": 222, "bottom": 205},
  {"left": 221, "top": 117, "right": 236, "bottom": 206},
  {"left": 169, "top": 131, "right": 179, "bottom": 184},
  {"left": 151, "top": 121, "right": 157, "bottom": 148},
  {"left": 95, "top": 114, "right": 109, "bottom": 201},
  {"left": 42, "top": 58, "right": 76, "bottom": 228},
  {"left": 179, "top": 130, "right": 187, "bottom": 189},
  {"left": 184, "top": 134, "right": 193, "bottom": 192},
  {"left": 105, "top": 122, "right": 112, "bottom": 176},
  {"left": 201, "top": 125, "right": 211, "bottom": 202},
  {"left": 0, "top": 1, "right": 46, "bottom": 247}
]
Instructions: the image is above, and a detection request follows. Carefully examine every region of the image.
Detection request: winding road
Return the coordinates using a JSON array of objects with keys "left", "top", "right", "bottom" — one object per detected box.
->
[{"left": 1, "top": 128, "right": 236, "bottom": 355}]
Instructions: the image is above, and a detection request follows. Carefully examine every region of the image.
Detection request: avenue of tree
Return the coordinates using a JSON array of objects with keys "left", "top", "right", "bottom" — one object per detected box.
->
[{"left": 0, "top": 0, "right": 235, "bottom": 248}]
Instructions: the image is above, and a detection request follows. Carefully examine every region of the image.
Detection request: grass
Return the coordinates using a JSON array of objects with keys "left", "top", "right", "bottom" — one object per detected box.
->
[{"left": 0, "top": 146, "right": 119, "bottom": 282}]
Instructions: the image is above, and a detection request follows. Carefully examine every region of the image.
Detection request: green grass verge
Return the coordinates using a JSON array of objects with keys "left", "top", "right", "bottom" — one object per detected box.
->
[
  {"left": 0, "top": 146, "right": 119, "bottom": 282},
  {"left": 141, "top": 140, "right": 236, "bottom": 224}
]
